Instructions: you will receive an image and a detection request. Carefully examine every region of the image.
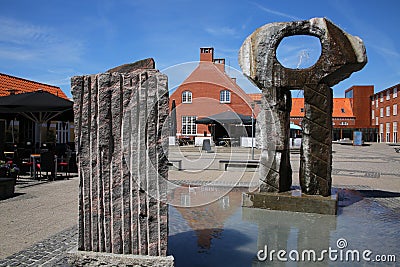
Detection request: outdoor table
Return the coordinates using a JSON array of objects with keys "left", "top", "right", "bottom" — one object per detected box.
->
[{"left": 219, "top": 137, "right": 234, "bottom": 147}]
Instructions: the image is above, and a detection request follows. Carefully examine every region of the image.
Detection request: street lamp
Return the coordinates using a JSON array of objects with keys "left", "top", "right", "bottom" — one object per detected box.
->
[{"left": 251, "top": 103, "right": 255, "bottom": 160}]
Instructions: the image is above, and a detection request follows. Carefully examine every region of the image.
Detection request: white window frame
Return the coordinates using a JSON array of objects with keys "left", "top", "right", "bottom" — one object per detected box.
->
[
  {"left": 181, "top": 116, "right": 197, "bottom": 135},
  {"left": 386, "top": 90, "right": 390, "bottom": 100},
  {"left": 380, "top": 108, "right": 383, "bottom": 118},
  {"left": 56, "top": 121, "right": 69, "bottom": 143},
  {"left": 380, "top": 93, "right": 383, "bottom": 102},
  {"left": 372, "top": 109, "right": 374, "bottom": 119},
  {"left": 386, "top": 106, "right": 391, "bottom": 117},
  {"left": 393, "top": 122, "right": 398, "bottom": 143},
  {"left": 220, "top": 90, "right": 231, "bottom": 103},
  {"left": 394, "top": 87, "right": 398, "bottom": 98},
  {"left": 340, "top": 121, "right": 348, "bottom": 126},
  {"left": 375, "top": 96, "right": 378, "bottom": 108},
  {"left": 386, "top": 122, "right": 391, "bottom": 142},
  {"left": 375, "top": 117, "right": 378, "bottom": 125},
  {"left": 394, "top": 104, "right": 398, "bottom": 116},
  {"left": 182, "top": 91, "right": 192, "bottom": 103}
]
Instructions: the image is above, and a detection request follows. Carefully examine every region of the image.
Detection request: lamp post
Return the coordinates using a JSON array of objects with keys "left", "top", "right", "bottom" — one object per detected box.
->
[{"left": 251, "top": 103, "right": 255, "bottom": 160}]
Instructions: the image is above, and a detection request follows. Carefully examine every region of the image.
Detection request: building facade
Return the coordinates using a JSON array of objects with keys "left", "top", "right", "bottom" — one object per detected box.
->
[
  {"left": 169, "top": 48, "right": 257, "bottom": 142},
  {"left": 250, "top": 85, "right": 377, "bottom": 141},
  {"left": 371, "top": 84, "right": 399, "bottom": 143}
]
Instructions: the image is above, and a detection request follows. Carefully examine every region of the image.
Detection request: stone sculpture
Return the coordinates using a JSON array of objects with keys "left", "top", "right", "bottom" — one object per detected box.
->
[
  {"left": 239, "top": 18, "right": 367, "bottom": 196},
  {"left": 69, "top": 59, "right": 173, "bottom": 266}
]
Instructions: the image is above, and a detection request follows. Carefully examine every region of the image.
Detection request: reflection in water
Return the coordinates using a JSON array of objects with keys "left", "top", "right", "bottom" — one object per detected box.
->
[
  {"left": 168, "top": 187, "right": 400, "bottom": 267},
  {"left": 171, "top": 186, "right": 243, "bottom": 250},
  {"left": 243, "top": 208, "right": 337, "bottom": 266}
]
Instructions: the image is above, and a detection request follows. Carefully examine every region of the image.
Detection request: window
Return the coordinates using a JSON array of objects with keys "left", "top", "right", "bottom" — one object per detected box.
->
[
  {"left": 300, "top": 108, "right": 304, "bottom": 113},
  {"left": 386, "top": 90, "right": 390, "bottom": 100},
  {"left": 394, "top": 122, "right": 398, "bottom": 143},
  {"left": 182, "top": 91, "right": 192, "bottom": 103},
  {"left": 380, "top": 108, "right": 383, "bottom": 118},
  {"left": 341, "top": 108, "right": 345, "bottom": 113},
  {"left": 386, "top": 106, "right": 391, "bottom": 117},
  {"left": 371, "top": 99, "right": 374, "bottom": 107},
  {"left": 181, "top": 116, "right": 197, "bottom": 135},
  {"left": 375, "top": 117, "right": 378, "bottom": 125},
  {"left": 394, "top": 87, "right": 398, "bottom": 98},
  {"left": 372, "top": 110, "right": 375, "bottom": 119},
  {"left": 340, "top": 121, "right": 348, "bottom": 126},
  {"left": 56, "top": 122, "right": 69, "bottom": 143},
  {"left": 375, "top": 96, "right": 378, "bottom": 108},
  {"left": 380, "top": 93, "right": 383, "bottom": 102},
  {"left": 386, "top": 122, "right": 391, "bottom": 142},
  {"left": 220, "top": 90, "right": 231, "bottom": 103},
  {"left": 394, "top": 104, "right": 398, "bottom": 116}
]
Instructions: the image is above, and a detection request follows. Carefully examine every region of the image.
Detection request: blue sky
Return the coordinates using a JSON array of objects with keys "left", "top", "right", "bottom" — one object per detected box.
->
[{"left": 1, "top": 0, "right": 399, "bottom": 98}]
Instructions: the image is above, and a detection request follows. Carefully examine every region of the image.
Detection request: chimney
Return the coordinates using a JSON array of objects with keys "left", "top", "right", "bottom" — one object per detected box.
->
[
  {"left": 200, "top": 47, "right": 214, "bottom": 62},
  {"left": 214, "top": 58, "right": 225, "bottom": 72}
]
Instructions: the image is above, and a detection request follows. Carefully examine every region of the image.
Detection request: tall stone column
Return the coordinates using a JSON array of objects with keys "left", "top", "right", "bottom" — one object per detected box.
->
[
  {"left": 300, "top": 84, "right": 333, "bottom": 196},
  {"left": 257, "top": 87, "right": 292, "bottom": 192},
  {"left": 69, "top": 59, "right": 174, "bottom": 266}
]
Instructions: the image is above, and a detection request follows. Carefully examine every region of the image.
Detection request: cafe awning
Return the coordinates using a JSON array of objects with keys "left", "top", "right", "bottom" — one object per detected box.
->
[
  {"left": 195, "top": 111, "right": 255, "bottom": 125},
  {"left": 0, "top": 90, "right": 73, "bottom": 122}
]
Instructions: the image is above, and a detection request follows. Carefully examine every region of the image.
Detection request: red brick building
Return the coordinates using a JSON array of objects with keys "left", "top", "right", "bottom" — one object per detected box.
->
[
  {"left": 371, "top": 84, "right": 399, "bottom": 143},
  {"left": 170, "top": 48, "right": 257, "bottom": 141},
  {"left": 250, "top": 86, "right": 377, "bottom": 141}
]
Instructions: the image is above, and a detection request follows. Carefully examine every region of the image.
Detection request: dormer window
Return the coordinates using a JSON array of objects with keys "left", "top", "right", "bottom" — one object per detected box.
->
[
  {"left": 220, "top": 90, "right": 231, "bottom": 103},
  {"left": 182, "top": 91, "right": 192, "bottom": 103},
  {"left": 300, "top": 108, "right": 304, "bottom": 113},
  {"left": 341, "top": 108, "right": 345, "bottom": 113}
]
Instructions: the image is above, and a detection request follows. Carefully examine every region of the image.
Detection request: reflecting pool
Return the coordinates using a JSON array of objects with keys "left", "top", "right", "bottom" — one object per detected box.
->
[{"left": 168, "top": 186, "right": 400, "bottom": 266}]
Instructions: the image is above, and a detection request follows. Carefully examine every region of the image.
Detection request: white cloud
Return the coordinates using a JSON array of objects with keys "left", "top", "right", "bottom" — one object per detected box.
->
[
  {"left": 205, "top": 26, "right": 238, "bottom": 37},
  {"left": 0, "top": 16, "right": 84, "bottom": 63},
  {"left": 252, "top": 2, "right": 300, "bottom": 21}
]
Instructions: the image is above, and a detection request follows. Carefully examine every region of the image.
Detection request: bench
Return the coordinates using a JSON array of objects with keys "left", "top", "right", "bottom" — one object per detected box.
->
[
  {"left": 219, "top": 160, "right": 259, "bottom": 171},
  {"left": 168, "top": 159, "right": 182, "bottom": 170}
]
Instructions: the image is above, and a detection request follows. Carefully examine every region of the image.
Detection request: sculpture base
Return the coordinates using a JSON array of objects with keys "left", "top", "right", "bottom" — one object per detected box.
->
[
  {"left": 67, "top": 249, "right": 174, "bottom": 267},
  {"left": 242, "top": 190, "right": 337, "bottom": 215}
]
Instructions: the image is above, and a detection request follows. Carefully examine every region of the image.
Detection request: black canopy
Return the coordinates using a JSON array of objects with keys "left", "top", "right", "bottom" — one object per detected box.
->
[
  {"left": 0, "top": 91, "right": 73, "bottom": 146},
  {"left": 0, "top": 91, "right": 73, "bottom": 122},
  {"left": 195, "top": 111, "right": 255, "bottom": 125}
]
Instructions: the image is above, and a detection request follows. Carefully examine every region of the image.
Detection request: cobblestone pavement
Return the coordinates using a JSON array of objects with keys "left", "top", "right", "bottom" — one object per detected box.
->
[
  {"left": 0, "top": 143, "right": 399, "bottom": 266},
  {"left": 0, "top": 226, "right": 77, "bottom": 267}
]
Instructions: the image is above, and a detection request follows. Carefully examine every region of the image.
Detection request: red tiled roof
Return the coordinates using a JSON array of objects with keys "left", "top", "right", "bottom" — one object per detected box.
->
[
  {"left": 0, "top": 73, "right": 68, "bottom": 99},
  {"left": 291, "top": 98, "right": 355, "bottom": 117},
  {"left": 249, "top": 94, "right": 355, "bottom": 118}
]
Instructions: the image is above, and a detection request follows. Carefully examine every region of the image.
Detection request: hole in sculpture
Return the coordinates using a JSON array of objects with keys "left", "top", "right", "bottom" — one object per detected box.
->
[{"left": 276, "top": 35, "right": 322, "bottom": 69}]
